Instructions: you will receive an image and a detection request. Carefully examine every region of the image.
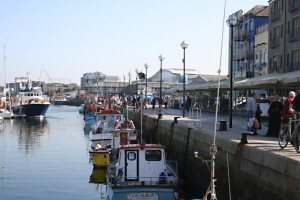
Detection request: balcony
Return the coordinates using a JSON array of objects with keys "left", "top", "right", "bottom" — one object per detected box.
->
[
  {"left": 270, "top": 39, "right": 280, "bottom": 48},
  {"left": 255, "top": 63, "right": 267, "bottom": 70},
  {"left": 270, "top": 11, "right": 281, "bottom": 22},
  {"left": 288, "top": 29, "right": 300, "bottom": 42},
  {"left": 233, "top": 48, "right": 254, "bottom": 60},
  {"left": 289, "top": 0, "right": 300, "bottom": 12},
  {"left": 234, "top": 30, "right": 249, "bottom": 41}
]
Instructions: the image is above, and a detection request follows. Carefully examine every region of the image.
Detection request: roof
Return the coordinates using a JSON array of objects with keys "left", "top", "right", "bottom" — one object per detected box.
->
[
  {"left": 245, "top": 5, "right": 269, "bottom": 17},
  {"left": 190, "top": 74, "right": 228, "bottom": 83},
  {"left": 234, "top": 71, "right": 300, "bottom": 89},
  {"left": 170, "top": 71, "right": 300, "bottom": 91},
  {"left": 118, "top": 144, "right": 166, "bottom": 149},
  {"left": 164, "top": 68, "right": 200, "bottom": 75}
]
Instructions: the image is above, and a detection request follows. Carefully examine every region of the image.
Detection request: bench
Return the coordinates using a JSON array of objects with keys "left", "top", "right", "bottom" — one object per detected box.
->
[{"left": 241, "top": 131, "right": 255, "bottom": 144}]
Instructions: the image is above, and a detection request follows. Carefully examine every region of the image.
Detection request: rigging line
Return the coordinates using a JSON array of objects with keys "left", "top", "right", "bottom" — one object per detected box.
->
[
  {"left": 213, "top": 0, "right": 227, "bottom": 143},
  {"left": 227, "top": 152, "right": 232, "bottom": 200}
]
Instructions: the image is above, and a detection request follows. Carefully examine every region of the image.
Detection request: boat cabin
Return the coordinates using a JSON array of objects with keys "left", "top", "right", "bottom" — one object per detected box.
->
[{"left": 109, "top": 144, "right": 177, "bottom": 187}]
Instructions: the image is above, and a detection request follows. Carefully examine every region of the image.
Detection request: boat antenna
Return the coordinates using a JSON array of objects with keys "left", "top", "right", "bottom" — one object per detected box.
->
[
  {"left": 204, "top": 0, "right": 227, "bottom": 199},
  {"left": 140, "top": 77, "right": 143, "bottom": 143}
]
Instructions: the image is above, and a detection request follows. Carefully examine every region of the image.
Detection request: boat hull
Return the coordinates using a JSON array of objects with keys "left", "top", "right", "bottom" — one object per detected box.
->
[
  {"left": 89, "top": 150, "right": 110, "bottom": 167},
  {"left": 0, "top": 109, "right": 14, "bottom": 119},
  {"left": 53, "top": 100, "right": 67, "bottom": 105},
  {"left": 12, "top": 103, "right": 50, "bottom": 118},
  {"left": 84, "top": 113, "right": 95, "bottom": 125}
]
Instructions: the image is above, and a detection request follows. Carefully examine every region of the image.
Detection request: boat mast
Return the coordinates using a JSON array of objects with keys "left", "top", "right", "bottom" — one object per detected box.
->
[
  {"left": 3, "top": 46, "right": 11, "bottom": 111},
  {"left": 204, "top": 1, "right": 227, "bottom": 199}
]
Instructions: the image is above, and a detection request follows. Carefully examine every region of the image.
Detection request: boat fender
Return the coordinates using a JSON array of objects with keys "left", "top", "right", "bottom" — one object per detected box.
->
[
  {"left": 130, "top": 120, "right": 135, "bottom": 129},
  {"left": 117, "top": 168, "right": 123, "bottom": 178},
  {"left": 114, "top": 120, "right": 119, "bottom": 129},
  {"left": 159, "top": 172, "right": 167, "bottom": 184}
]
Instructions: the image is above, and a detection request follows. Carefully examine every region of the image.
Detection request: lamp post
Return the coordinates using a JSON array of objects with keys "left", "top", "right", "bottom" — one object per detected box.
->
[
  {"left": 158, "top": 55, "right": 164, "bottom": 118},
  {"left": 144, "top": 63, "right": 149, "bottom": 106},
  {"left": 180, "top": 40, "right": 188, "bottom": 118},
  {"left": 226, "top": 15, "right": 237, "bottom": 128}
]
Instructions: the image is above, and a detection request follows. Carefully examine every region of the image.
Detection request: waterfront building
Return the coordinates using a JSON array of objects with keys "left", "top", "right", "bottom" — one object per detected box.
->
[
  {"left": 149, "top": 68, "right": 199, "bottom": 84},
  {"left": 254, "top": 23, "right": 269, "bottom": 76},
  {"left": 268, "top": 0, "right": 300, "bottom": 73},
  {"left": 148, "top": 68, "right": 200, "bottom": 95},
  {"left": 80, "top": 72, "right": 126, "bottom": 96},
  {"left": 230, "top": 6, "right": 269, "bottom": 78},
  {"left": 42, "top": 82, "right": 78, "bottom": 97}
]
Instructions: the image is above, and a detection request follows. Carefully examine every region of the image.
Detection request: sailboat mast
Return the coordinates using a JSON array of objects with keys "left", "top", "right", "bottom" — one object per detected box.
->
[{"left": 3, "top": 46, "right": 9, "bottom": 109}]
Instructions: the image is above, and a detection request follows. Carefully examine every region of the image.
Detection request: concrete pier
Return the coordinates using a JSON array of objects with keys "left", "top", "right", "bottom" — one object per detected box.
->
[{"left": 128, "top": 107, "right": 300, "bottom": 200}]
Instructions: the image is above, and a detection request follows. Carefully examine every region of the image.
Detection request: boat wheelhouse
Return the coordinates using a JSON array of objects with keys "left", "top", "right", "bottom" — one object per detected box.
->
[{"left": 106, "top": 144, "right": 178, "bottom": 200}]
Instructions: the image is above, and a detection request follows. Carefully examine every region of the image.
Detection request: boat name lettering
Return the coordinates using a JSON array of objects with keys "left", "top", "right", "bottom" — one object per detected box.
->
[{"left": 127, "top": 193, "right": 158, "bottom": 200}]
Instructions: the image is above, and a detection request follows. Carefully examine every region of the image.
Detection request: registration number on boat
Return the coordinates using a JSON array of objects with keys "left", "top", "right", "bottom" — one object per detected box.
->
[{"left": 127, "top": 193, "right": 158, "bottom": 200}]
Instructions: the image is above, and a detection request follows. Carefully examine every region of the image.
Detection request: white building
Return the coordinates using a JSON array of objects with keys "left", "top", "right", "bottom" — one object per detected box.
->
[
  {"left": 148, "top": 68, "right": 200, "bottom": 83},
  {"left": 80, "top": 72, "right": 125, "bottom": 96}
]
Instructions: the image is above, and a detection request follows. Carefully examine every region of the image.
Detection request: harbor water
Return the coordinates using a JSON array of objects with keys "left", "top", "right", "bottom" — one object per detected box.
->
[{"left": 0, "top": 106, "right": 103, "bottom": 200}]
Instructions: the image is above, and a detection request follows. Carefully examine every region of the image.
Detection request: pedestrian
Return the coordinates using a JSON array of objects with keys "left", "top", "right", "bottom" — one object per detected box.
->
[
  {"left": 255, "top": 103, "right": 262, "bottom": 132},
  {"left": 290, "top": 90, "right": 300, "bottom": 119},
  {"left": 164, "top": 97, "right": 168, "bottom": 109},
  {"left": 282, "top": 91, "right": 295, "bottom": 120},
  {"left": 151, "top": 97, "right": 156, "bottom": 110},
  {"left": 265, "top": 95, "right": 283, "bottom": 137},
  {"left": 186, "top": 96, "right": 192, "bottom": 111},
  {"left": 246, "top": 92, "right": 257, "bottom": 133}
]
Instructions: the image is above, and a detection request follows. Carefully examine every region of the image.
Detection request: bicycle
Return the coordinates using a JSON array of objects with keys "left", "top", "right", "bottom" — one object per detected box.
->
[{"left": 278, "top": 115, "right": 300, "bottom": 153}]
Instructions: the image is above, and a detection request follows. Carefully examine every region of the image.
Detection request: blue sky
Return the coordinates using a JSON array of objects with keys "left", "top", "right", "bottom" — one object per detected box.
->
[{"left": 0, "top": 0, "right": 268, "bottom": 85}]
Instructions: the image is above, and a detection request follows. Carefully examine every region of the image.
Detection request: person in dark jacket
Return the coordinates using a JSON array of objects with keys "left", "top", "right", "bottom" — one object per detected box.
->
[
  {"left": 265, "top": 96, "right": 283, "bottom": 137},
  {"left": 151, "top": 98, "right": 156, "bottom": 110},
  {"left": 255, "top": 103, "right": 262, "bottom": 133}
]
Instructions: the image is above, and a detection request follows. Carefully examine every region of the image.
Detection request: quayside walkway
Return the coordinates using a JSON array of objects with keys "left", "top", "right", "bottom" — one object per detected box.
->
[
  {"left": 141, "top": 106, "right": 300, "bottom": 161},
  {"left": 127, "top": 105, "right": 300, "bottom": 200}
]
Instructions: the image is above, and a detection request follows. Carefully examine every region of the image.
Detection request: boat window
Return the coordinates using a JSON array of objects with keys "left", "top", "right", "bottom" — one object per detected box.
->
[
  {"left": 145, "top": 150, "right": 161, "bottom": 161},
  {"left": 127, "top": 152, "right": 136, "bottom": 161}
]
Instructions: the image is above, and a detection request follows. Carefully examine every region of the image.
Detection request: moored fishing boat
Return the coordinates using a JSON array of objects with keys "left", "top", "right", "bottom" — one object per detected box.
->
[
  {"left": 89, "top": 107, "right": 137, "bottom": 168},
  {"left": 106, "top": 144, "right": 178, "bottom": 200},
  {"left": 52, "top": 96, "right": 67, "bottom": 105},
  {"left": 11, "top": 79, "right": 50, "bottom": 118}
]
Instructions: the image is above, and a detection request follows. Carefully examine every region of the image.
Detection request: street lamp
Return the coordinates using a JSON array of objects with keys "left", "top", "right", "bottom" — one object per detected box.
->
[
  {"left": 180, "top": 40, "right": 188, "bottom": 118},
  {"left": 158, "top": 55, "right": 164, "bottom": 118},
  {"left": 226, "top": 14, "right": 237, "bottom": 128},
  {"left": 144, "top": 63, "right": 149, "bottom": 106}
]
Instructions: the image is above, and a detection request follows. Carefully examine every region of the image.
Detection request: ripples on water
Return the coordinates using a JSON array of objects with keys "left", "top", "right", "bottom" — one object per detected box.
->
[{"left": 0, "top": 106, "right": 103, "bottom": 200}]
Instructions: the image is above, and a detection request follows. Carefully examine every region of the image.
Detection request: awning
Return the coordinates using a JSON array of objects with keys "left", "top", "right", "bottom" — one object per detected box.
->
[{"left": 234, "top": 71, "right": 300, "bottom": 89}]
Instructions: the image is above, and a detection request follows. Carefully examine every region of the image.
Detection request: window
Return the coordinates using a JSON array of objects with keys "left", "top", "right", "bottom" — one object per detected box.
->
[
  {"left": 291, "top": 49, "right": 300, "bottom": 70},
  {"left": 145, "top": 150, "right": 162, "bottom": 161},
  {"left": 128, "top": 152, "right": 136, "bottom": 161},
  {"left": 259, "top": 50, "right": 263, "bottom": 64},
  {"left": 249, "top": 20, "right": 253, "bottom": 31}
]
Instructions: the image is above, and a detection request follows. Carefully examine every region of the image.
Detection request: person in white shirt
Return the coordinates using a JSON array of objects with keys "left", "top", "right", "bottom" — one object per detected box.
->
[{"left": 246, "top": 92, "right": 257, "bottom": 132}]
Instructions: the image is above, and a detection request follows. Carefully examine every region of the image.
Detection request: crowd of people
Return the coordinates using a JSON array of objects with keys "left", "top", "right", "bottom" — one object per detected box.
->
[{"left": 246, "top": 90, "right": 300, "bottom": 137}]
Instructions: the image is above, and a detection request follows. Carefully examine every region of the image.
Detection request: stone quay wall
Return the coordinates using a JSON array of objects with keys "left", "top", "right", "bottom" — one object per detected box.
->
[{"left": 128, "top": 110, "right": 300, "bottom": 200}]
